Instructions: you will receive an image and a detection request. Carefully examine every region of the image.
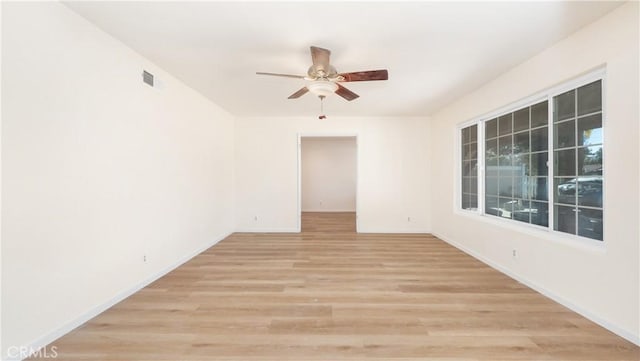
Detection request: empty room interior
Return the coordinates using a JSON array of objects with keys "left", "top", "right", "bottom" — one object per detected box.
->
[{"left": 1, "top": 1, "right": 639, "bottom": 360}]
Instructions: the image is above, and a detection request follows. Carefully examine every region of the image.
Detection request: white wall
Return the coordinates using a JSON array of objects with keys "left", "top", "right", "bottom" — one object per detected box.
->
[
  {"left": 235, "top": 116, "right": 430, "bottom": 233},
  {"left": 1, "top": 2, "right": 235, "bottom": 359},
  {"left": 301, "top": 137, "right": 356, "bottom": 212},
  {"left": 429, "top": 2, "right": 639, "bottom": 344}
]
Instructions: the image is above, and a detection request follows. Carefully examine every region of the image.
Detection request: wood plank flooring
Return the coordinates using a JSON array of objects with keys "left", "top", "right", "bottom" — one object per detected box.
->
[{"left": 31, "top": 212, "right": 638, "bottom": 360}]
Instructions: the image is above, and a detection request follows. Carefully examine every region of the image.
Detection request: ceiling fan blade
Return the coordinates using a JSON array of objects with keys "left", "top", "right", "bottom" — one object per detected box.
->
[
  {"left": 339, "top": 69, "right": 388, "bottom": 82},
  {"left": 256, "top": 72, "right": 305, "bottom": 79},
  {"left": 310, "top": 46, "right": 331, "bottom": 70},
  {"left": 335, "top": 83, "right": 359, "bottom": 101},
  {"left": 288, "top": 87, "right": 309, "bottom": 99}
]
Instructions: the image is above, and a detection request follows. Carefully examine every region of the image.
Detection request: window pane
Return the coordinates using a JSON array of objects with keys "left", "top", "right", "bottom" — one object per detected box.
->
[
  {"left": 463, "top": 161, "right": 472, "bottom": 176},
  {"left": 462, "top": 176, "right": 471, "bottom": 193},
  {"left": 463, "top": 194, "right": 476, "bottom": 210},
  {"left": 498, "top": 114, "right": 512, "bottom": 135},
  {"left": 555, "top": 149, "right": 576, "bottom": 176},
  {"left": 578, "top": 146, "right": 602, "bottom": 175},
  {"left": 530, "top": 152, "right": 548, "bottom": 176},
  {"left": 578, "top": 208, "right": 603, "bottom": 241},
  {"left": 554, "top": 120, "right": 575, "bottom": 148},
  {"left": 486, "top": 157, "right": 498, "bottom": 169},
  {"left": 486, "top": 196, "right": 499, "bottom": 216},
  {"left": 498, "top": 135, "right": 512, "bottom": 156},
  {"left": 512, "top": 199, "right": 530, "bottom": 223},
  {"left": 498, "top": 157, "right": 513, "bottom": 178},
  {"left": 555, "top": 177, "right": 577, "bottom": 205},
  {"left": 531, "top": 127, "right": 548, "bottom": 151},
  {"left": 486, "top": 139, "right": 498, "bottom": 157},
  {"left": 468, "top": 177, "right": 478, "bottom": 194},
  {"left": 529, "top": 177, "right": 548, "bottom": 201},
  {"left": 514, "top": 131, "right": 529, "bottom": 153},
  {"left": 578, "top": 114, "right": 602, "bottom": 146},
  {"left": 486, "top": 177, "right": 498, "bottom": 195},
  {"left": 462, "top": 195, "right": 470, "bottom": 209},
  {"left": 470, "top": 194, "right": 479, "bottom": 209},
  {"left": 469, "top": 127, "right": 477, "bottom": 142},
  {"left": 577, "top": 176, "right": 603, "bottom": 208},
  {"left": 577, "top": 80, "right": 602, "bottom": 116},
  {"left": 530, "top": 201, "right": 549, "bottom": 226},
  {"left": 469, "top": 142, "right": 477, "bottom": 159},
  {"left": 531, "top": 101, "right": 548, "bottom": 128},
  {"left": 513, "top": 154, "right": 529, "bottom": 175},
  {"left": 555, "top": 205, "right": 576, "bottom": 235},
  {"left": 554, "top": 89, "right": 575, "bottom": 122},
  {"left": 514, "top": 108, "right": 529, "bottom": 132},
  {"left": 513, "top": 177, "right": 525, "bottom": 198},
  {"left": 486, "top": 118, "right": 498, "bottom": 139},
  {"left": 499, "top": 198, "right": 515, "bottom": 219},
  {"left": 465, "top": 142, "right": 477, "bottom": 160},
  {"left": 498, "top": 177, "right": 513, "bottom": 197}
]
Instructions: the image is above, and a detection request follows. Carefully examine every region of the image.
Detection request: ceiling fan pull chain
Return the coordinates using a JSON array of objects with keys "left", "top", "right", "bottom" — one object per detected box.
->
[{"left": 319, "top": 95, "right": 327, "bottom": 119}]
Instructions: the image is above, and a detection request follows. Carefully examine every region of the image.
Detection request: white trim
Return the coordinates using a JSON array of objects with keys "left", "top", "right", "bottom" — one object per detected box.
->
[
  {"left": 358, "top": 228, "right": 431, "bottom": 234},
  {"left": 297, "top": 136, "right": 302, "bottom": 232},
  {"left": 547, "top": 92, "right": 555, "bottom": 232},
  {"left": 8, "top": 231, "right": 233, "bottom": 361},
  {"left": 301, "top": 209, "right": 357, "bottom": 213},
  {"left": 234, "top": 228, "right": 299, "bottom": 233},
  {"left": 432, "top": 231, "right": 639, "bottom": 346},
  {"left": 477, "top": 121, "right": 485, "bottom": 215},
  {"left": 297, "top": 133, "right": 359, "bottom": 233}
]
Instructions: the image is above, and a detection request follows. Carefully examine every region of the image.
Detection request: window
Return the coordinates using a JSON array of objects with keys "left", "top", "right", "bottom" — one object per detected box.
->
[
  {"left": 461, "top": 125, "right": 478, "bottom": 210},
  {"left": 484, "top": 101, "right": 549, "bottom": 227},
  {"left": 553, "top": 80, "right": 603, "bottom": 241},
  {"left": 459, "top": 74, "right": 604, "bottom": 242}
]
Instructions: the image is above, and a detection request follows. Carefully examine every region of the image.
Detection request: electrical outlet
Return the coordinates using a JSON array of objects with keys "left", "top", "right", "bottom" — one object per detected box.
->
[
  {"left": 254, "top": 215, "right": 258, "bottom": 221},
  {"left": 407, "top": 216, "right": 411, "bottom": 222},
  {"left": 143, "top": 254, "right": 147, "bottom": 262},
  {"left": 512, "top": 249, "right": 517, "bottom": 258}
]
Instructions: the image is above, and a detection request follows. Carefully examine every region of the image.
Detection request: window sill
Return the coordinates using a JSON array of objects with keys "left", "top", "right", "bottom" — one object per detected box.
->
[{"left": 454, "top": 208, "right": 606, "bottom": 254}]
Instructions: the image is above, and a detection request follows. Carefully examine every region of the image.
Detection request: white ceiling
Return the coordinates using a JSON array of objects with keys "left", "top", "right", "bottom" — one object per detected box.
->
[{"left": 64, "top": 1, "right": 622, "bottom": 117}]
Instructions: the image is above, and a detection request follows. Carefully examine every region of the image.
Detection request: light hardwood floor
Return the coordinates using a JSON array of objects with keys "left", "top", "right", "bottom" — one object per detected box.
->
[{"left": 32, "top": 212, "right": 638, "bottom": 360}]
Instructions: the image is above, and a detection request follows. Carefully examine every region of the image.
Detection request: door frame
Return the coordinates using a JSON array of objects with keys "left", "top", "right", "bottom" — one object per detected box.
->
[{"left": 297, "top": 133, "right": 359, "bottom": 233}]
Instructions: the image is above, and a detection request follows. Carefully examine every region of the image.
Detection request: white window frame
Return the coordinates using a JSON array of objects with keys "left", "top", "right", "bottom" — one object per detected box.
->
[{"left": 456, "top": 67, "right": 606, "bottom": 246}]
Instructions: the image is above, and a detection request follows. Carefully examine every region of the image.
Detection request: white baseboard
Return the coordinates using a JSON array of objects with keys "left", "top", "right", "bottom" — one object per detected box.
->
[
  {"left": 234, "top": 228, "right": 299, "bottom": 233},
  {"left": 358, "top": 228, "right": 431, "bottom": 234},
  {"left": 431, "top": 231, "right": 640, "bottom": 347},
  {"left": 302, "top": 209, "right": 356, "bottom": 212},
  {"left": 7, "top": 230, "right": 233, "bottom": 361}
]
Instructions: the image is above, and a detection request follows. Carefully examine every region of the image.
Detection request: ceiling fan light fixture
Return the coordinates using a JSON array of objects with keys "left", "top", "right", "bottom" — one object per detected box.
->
[{"left": 307, "top": 80, "right": 338, "bottom": 97}]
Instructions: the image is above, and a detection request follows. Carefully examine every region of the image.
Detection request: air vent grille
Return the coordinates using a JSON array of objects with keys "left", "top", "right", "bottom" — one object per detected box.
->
[{"left": 142, "top": 70, "right": 154, "bottom": 87}]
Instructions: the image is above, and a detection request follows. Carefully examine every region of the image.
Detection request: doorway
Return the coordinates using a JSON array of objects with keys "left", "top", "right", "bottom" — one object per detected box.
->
[{"left": 298, "top": 135, "right": 357, "bottom": 232}]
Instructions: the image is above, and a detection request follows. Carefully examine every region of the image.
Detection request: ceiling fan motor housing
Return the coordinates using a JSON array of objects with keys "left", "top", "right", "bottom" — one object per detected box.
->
[{"left": 308, "top": 65, "right": 338, "bottom": 79}]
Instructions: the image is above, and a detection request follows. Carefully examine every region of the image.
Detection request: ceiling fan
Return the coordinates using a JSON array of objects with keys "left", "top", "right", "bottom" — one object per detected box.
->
[{"left": 256, "top": 46, "right": 388, "bottom": 102}]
